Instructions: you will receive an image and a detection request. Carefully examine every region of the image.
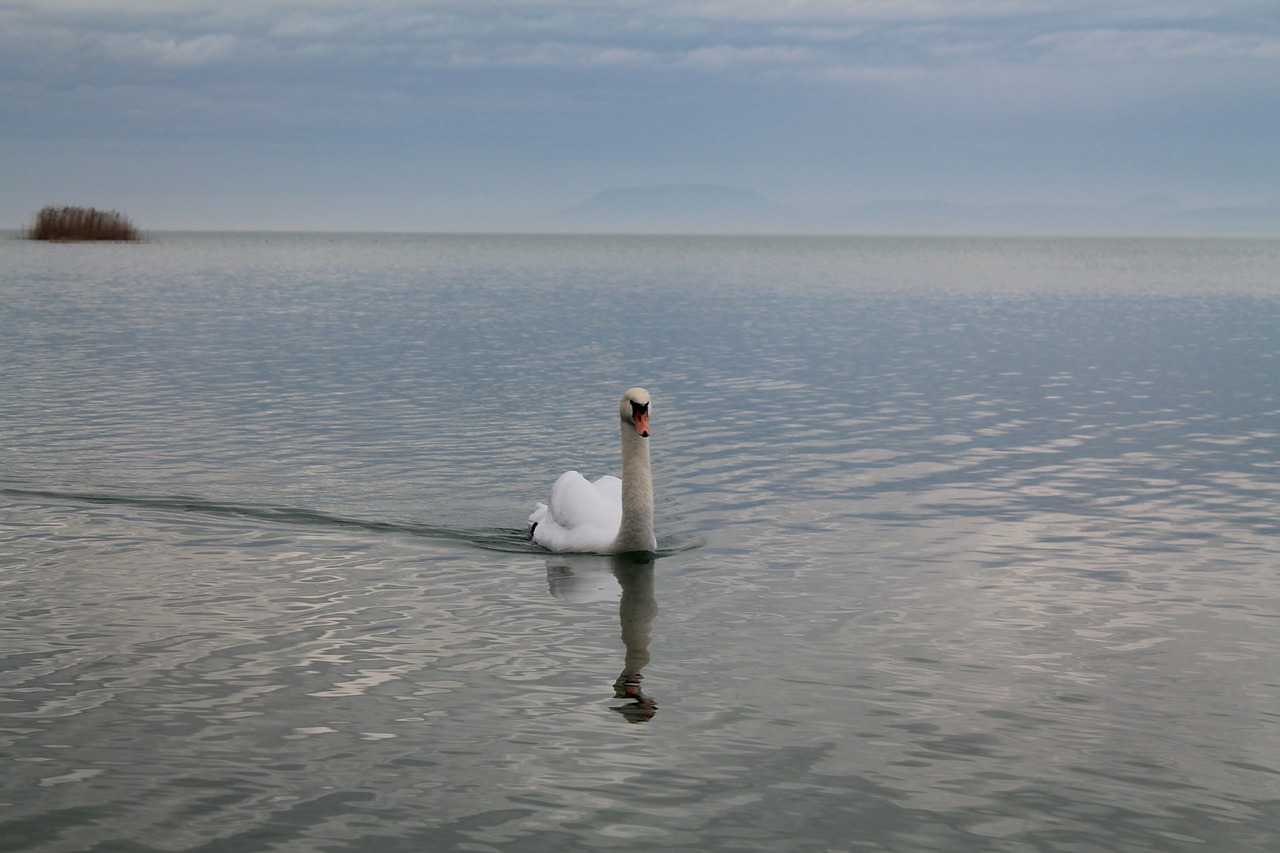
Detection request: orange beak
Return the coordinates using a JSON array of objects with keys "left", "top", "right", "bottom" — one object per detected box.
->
[{"left": 633, "top": 410, "right": 650, "bottom": 437}]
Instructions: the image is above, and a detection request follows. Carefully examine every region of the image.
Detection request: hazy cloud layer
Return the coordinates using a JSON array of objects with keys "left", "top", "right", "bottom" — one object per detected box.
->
[{"left": 2, "top": 0, "right": 1276, "bottom": 230}]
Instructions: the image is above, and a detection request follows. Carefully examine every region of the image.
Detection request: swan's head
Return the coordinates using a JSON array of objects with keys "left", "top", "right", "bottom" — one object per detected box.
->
[{"left": 620, "top": 387, "right": 651, "bottom": 438}]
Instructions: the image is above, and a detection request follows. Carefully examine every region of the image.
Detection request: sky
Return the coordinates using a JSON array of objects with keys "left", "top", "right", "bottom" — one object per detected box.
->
[{"left": 2, "top": 0, "right": 1278, "bottom": 231}]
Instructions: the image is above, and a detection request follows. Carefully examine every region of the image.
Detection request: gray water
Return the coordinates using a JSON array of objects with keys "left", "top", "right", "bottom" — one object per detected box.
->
[{"left": 2, "top": 233, "right": 1279, "bottom": 852}]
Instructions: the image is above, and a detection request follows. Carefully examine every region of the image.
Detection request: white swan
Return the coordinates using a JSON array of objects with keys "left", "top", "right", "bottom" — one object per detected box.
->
[{"left": 529, "top": 388, "right": 657, "bottom": 554}]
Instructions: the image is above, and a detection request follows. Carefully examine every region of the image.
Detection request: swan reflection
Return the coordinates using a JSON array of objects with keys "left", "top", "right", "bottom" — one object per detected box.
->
[{"left": 545, "top": 553, "right": 658, "bottom": 723}]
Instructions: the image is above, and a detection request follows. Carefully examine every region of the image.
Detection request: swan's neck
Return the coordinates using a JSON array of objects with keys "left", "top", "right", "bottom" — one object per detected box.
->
[{"left": 614, "top": 423, "right": 656, "bottom": 552}]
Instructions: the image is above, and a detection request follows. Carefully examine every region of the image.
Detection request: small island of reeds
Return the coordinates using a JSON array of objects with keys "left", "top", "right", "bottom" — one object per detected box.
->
[{"left": 25, "top": 205, "right": 142, "bottom": 242}]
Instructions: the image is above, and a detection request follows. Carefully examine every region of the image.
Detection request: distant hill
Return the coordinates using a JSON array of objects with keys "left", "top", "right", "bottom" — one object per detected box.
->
[
  {"left": 841, "top": 197, "right": 1280, "bottom": 235},
  {"left": 548, "top": 184, "right": 1280, "bottom": 235},
  {"left": 1123, "top": 192, "right": 1181, "bottom": 214},
  {"left": 551, "top": 184, "right": 807, "bottom": 232}
]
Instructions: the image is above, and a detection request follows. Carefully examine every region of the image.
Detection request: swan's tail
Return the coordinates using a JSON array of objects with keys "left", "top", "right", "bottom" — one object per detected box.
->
[{"left": 528, "top": 502, "right": 549, "bottom": 538}]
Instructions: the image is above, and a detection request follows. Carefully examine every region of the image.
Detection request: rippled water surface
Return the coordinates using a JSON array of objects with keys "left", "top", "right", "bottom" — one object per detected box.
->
[{"left": 3, "top": 233, "right": 1280, "bottom": 852}]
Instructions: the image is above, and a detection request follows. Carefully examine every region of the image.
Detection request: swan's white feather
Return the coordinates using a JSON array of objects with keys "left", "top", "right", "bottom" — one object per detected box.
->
[
  {"left": 529, "top": 387, "right": 655, "bottom": 555},
  {"left": 529, "top": 471, "right": 623, "bottom": 554}
]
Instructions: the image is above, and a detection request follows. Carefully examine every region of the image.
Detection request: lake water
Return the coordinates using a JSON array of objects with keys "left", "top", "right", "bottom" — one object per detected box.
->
[{"left": 3, "top": 232, "right": 1279, "bottom": 852}]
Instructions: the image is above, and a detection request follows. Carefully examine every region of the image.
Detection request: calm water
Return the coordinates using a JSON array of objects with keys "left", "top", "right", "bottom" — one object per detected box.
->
[{"left": 3, "top": 233, "right": 1279, "bottom": 852}]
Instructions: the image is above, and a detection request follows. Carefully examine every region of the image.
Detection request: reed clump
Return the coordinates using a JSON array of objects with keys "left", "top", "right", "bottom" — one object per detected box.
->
[{"left": 25, "top": 205, "right": 142, "bottom": 242}]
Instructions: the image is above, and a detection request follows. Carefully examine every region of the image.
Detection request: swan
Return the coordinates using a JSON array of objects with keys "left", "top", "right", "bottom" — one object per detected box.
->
[{"left": 528, "top": 388, "right": 657, "bottom": 554}]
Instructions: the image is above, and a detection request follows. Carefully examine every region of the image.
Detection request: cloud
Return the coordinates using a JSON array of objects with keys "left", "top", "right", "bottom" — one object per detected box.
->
[
  {"left": 678, "top": 43, "right": 815, "bottom": 70},
  {"left": 270, "top": 11, "right": 358, "bottom": 40},
  {"left": 1, "top": 0, "right": 1277, "bottom": 228},
  {"left": 92, "top": 32, "right": 240, "bottom": 67},
  {"left": 667, "top": 0, "right": 1040, "bottom": 24},
  {"left": 5, "top": 1, "right": 1274, "bottom": 84},
  {"left": 1028, "top": 27, "right": 1280, "bottom": 63}
]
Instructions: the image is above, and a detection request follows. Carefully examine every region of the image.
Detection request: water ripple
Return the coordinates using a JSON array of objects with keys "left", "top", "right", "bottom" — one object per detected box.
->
[{"left": 4, "top": 234, "right": 1280, "bottom": 852}]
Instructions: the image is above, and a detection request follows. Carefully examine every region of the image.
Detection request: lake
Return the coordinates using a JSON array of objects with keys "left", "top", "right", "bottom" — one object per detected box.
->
[{"left": 3, "top": 232, "right": 1279, "bottom": 852}]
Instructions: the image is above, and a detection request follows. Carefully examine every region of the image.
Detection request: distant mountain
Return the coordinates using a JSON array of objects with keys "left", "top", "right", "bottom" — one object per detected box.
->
[
  {"left": 1175, "top": 202, "right": 1280, "bottom": 233},
  {"left": 551, "top": 184, "right": 807, "bottom": 232},
  {"left": 841, "top": 197, "right": 1280, "bottom": 236},
  {"left": 1123, "top": 192, "right": 1181, "bottom": 213},
  {"left": 548, "top": 185, "right": 1280, "bottom": 235}
]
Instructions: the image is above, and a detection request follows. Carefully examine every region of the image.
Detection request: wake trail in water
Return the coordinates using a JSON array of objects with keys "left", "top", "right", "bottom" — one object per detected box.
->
[
  {"left": 0, "top": 486, "right": 700, "bottom": 556},
  {"left": 0, "top": 486, "right": 532, "bottom": 551}
]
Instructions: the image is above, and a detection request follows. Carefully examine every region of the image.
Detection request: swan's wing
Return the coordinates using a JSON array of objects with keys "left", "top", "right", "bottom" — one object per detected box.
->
[
  {"left": 548, "top": 471, "right": 620, "bottom": 530},
  {"left": 589, "top": 474, "right": 622, "bottom": 506},
  {"left": 530, "top": 471, "right": 623, "bottom": 553}
]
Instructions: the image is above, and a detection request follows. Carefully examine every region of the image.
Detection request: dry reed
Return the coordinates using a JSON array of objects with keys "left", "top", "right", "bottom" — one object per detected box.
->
[{"left": 25, "top": 205, "right": 142, "bottom": 242}]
